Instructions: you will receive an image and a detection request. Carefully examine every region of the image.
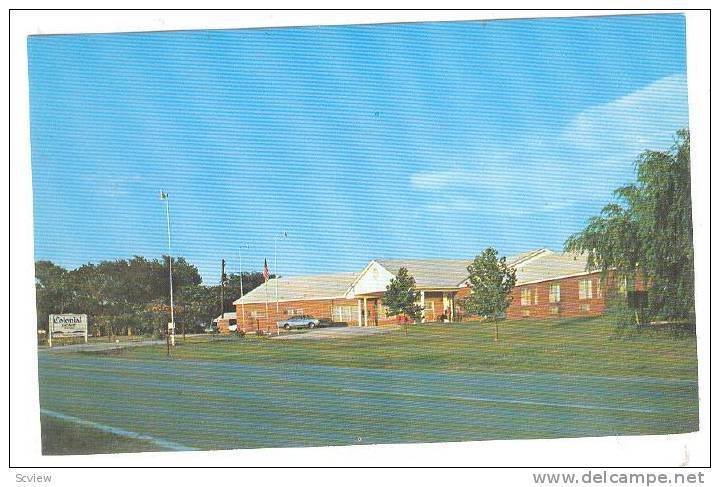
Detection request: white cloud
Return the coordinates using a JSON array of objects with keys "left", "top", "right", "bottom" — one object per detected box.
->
[
  {"left": 408, "top": 74, "right": 689, "bottom": 219},
  {"left": 563, "top": 73, "right": 688, "bottom": 155},
  {"left": 410, "top": 169, "right": 466, "bottom": 190}
]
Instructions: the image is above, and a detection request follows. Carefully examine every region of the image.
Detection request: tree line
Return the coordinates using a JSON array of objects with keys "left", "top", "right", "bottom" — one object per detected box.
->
[{"left": 35, "top": 256, "right": 268, "bottom": 337}]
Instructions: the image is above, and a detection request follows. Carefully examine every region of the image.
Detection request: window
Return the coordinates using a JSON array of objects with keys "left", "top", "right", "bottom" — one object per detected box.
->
[
  {"left": 549, "top": 284, "right": 561, "bottom": 303},
  {"left": 333, "top": 305, "right": 356, "bottom": 323},
  {"left": 579, "top": 303, "right": 591, "bottom": 312},
  {"left": 287, "top": 308, "right": 304, "bottom": 316},
  {"left": 549, "top": 306, "right": 560, "bottom": 315},
  {"left": 597, "top": 279, "right": 603, "bottom": 299},
  {"left": 579, "top": 279, "right": 593, "bottom": 300},
  {"left": 522, "top": 309, "right": 531, "bottom": 317},
  {"left": 520, "top": 288, "right": 532, "bottom": 306},
  {"left": 250, "top": 310, "right": 267, "bottom": 319},
  {"left": 533, "top": 288, "right": 539, "bottom": 305}
]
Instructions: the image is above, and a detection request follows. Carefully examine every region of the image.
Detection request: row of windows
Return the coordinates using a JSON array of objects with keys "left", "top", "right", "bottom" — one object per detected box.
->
[
  {"left": 245, "top": 304, "right": 386, "bottom": 322},
  {"left": 521, "top": 303, "right": 591, "bottom": 317},
  {"left": 520, "top": 278, "right": 599, "bottom": 306},
  {"left": 249, "top": 308, "right": 304, "bottom": 319}
]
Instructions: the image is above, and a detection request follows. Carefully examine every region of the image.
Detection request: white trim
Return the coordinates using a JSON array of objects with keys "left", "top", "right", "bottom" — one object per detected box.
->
[{"left": 345, "top": 260, "right": 379, "bottom": 298}]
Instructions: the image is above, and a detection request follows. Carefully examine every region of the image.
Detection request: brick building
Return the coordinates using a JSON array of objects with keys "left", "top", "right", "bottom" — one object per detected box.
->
[
  {"left": 225, "top": 248, "right": 619, "bottom": 333},
  {"left": 230, "top": 273, "right": 359, "bottom": 333}
]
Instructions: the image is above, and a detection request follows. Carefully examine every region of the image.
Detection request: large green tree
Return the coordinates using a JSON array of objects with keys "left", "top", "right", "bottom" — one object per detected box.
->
[
  {"left": 461, "top": 248, "right": 517, "bottom": 341},
  {"left": 35, "top": 255, "right": 207, "bottom": 338},
  {"left": 565, "top": 129, "right": 694, "bottom": 322},
  {"left": 35, "top": 261, "right": 75, "bottom": 330}
]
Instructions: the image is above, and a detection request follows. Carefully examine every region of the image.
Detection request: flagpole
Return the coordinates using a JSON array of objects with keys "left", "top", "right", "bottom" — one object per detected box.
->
[{"left": 264, "top": 280, "right": 270, "bottom": 332}]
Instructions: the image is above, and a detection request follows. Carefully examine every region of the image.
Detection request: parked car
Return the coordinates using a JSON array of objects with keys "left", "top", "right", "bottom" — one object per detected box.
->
[
  {"left": 204, "top": 324, "right": 217, "bottom": 334},
  {"left": 277, "top": 315, "right": 322, "bottom": 330}
]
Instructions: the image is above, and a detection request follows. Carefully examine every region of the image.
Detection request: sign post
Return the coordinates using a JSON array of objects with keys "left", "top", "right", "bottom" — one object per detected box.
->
[
  {"left": 49, "top": 314, "right": 88, "bottom": 347},
  {"left": 167, "top": 322, "right": 174, "bottom": 357}
]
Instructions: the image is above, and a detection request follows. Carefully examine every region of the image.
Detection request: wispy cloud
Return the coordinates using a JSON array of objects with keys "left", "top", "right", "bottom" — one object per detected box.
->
[
  {"left": 409, "top": 74, "right": 689, "bottom": 220},
  {"left": 563, "top": 73, "right": 688, "bottom": 155},
  {"left": 410, "top": 169, "right": 466, "bottom": 190}
]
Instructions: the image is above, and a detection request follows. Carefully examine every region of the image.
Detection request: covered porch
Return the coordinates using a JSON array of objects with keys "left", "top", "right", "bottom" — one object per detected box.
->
[{"left": 351, "top": 289, "right": 458, "bottom": 327}]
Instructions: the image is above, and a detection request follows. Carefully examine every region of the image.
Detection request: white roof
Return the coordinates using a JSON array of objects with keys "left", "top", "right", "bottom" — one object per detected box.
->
[
  {"left": 231, "top": 249, "right": 596, "bottom": 304},
  {"left": 234, "top": 273, "right": 358, "bottom": 305},
  {"left": 374, "top": 258, "right": 472, "bottom": 289},
  {"left": 375, "top": 248, "right": 550, "bottom": 289},
  {"left": 513, "top": 250, "right": 596, "bottom": 285}
]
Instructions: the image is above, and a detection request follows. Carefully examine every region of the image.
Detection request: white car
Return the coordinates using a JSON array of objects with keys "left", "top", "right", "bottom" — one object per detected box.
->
[{"left": 228, "top": 324, "right": 238, "bottom": 332}]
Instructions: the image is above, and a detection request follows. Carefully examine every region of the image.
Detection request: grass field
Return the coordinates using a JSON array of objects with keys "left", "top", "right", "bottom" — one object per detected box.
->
[{"left": 38, "top": 316, "right": 698, "bottom": 454}]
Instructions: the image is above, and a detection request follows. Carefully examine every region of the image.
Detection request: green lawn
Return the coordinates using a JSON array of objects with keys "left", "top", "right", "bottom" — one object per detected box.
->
[
  {"left": 39, "top": 316, "right": 698, "bottom": 453},
  {"left": 119, "top": 316, "right": 698, "bottom": 381}
]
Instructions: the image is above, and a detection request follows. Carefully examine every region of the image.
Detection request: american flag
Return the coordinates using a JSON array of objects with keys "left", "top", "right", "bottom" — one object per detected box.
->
[{"left": 263, "top": 258, "right": 270, "bottom": 282}]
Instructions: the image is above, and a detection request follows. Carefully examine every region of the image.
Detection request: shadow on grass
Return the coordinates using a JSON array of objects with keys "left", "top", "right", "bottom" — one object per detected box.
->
[{"left": 41, "top": 414, "right": 167, "bottom": 455}]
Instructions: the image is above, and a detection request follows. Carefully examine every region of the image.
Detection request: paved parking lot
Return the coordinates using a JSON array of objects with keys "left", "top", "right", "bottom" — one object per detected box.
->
[{"left": 273, "top": 326, "right": 399, "bottom": 340}]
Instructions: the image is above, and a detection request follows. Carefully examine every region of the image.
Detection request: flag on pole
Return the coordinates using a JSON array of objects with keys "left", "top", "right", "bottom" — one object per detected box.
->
[
  {"left": 263, "top": 258, "right": 270, "bottom": 282},
  {"left": 160, "top": 191, "right": 168, "bottom": 200}
]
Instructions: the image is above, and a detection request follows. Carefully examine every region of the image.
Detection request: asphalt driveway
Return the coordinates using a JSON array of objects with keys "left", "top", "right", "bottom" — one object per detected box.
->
[{"left": 273, "top": 326, "right": 399, "bottom": 340}]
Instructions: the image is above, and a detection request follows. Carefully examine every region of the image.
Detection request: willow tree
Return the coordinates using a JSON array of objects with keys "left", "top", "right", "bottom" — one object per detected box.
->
[{"left": 565, "top": 129, "right": 695, "bottom": 322}]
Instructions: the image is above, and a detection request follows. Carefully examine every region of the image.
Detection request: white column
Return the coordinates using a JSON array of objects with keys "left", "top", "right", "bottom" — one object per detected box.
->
[
  {"left": 357, "top": 299, "right": 362, "bottom": 327},
  {"left": 363, "top": 298, "right": 368, "bottom": 327},
  {"left": 450, "top": 294, "right": 455, "bottom": 322},
  {"left": 442, "top": 293, "right": 448, "bottom": 322},
  {"left": 420, "top": 291, "right": 425, "bottom": 323}
]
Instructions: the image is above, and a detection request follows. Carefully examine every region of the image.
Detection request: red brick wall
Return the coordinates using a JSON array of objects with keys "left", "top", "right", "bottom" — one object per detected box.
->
[
  {"left": 233, "top": 298, "right": 361, "bottom": 332},
  {"left": 506, "top": 272, "right": 606, "bottom": 320}
]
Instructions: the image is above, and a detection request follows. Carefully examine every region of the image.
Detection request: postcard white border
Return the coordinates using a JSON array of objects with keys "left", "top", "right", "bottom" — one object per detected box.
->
[{"left": 7, "top": 5, "right": 712, "bottom": 483}]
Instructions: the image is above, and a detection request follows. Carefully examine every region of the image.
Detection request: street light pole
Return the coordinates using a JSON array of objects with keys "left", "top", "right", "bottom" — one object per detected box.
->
[
  {"left": 160, "top": 191, "right": 175, "bottom": 349},
  {"left": 274, "top": 232, "right": 287, "bottom": 318}
]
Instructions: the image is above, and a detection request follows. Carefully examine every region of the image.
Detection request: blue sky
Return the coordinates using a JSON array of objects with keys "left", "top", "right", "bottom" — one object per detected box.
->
[{"left": 28, "top": 14, "right": 689, "bottom": 284}]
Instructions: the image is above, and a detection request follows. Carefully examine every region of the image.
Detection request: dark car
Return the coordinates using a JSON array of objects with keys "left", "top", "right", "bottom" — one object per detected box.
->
[{"left": 276, "top": 315, "right": 322, "bottom": 330}]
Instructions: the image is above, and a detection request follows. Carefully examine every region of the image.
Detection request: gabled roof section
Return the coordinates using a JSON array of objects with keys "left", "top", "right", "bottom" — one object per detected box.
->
[
  {"left": 234, "top": 272, "right": 357, "bottom": 305},
  {"left": 457, "top": 248, "right": 549, "bottom": 287},
  {"left": 376, "top": 258, "right": 472, "bottom": 289},
  {"left": 514, "top": 251, "right": 596, "bottom": 285},
  {"left": 507, "top": 248, "right": 551, "bottom": 267}
]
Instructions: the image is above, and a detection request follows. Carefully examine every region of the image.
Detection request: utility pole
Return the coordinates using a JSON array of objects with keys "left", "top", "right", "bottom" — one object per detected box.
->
[
  {"left": 238, "top": 244, "right": 249, "bottom": 331},
  {"left": 274, "top": 232, "right": 288, "bottom": 318}
]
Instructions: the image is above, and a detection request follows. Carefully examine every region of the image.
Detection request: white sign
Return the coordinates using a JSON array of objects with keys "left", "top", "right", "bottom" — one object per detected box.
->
[{"left": 49, "top": 314, "right": 88, "bottom": 346}]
